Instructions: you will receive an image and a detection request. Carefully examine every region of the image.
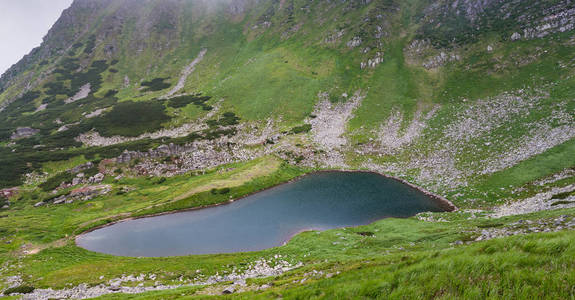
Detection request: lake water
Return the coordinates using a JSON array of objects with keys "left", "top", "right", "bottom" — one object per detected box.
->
[{"left": 76, "top": 172, "right": 445, "bottom": 257}]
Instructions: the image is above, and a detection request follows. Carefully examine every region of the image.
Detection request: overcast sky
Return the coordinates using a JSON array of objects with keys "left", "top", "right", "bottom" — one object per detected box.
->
[{"left": 0, "top": 0, "right": 73, "bottom": 76}]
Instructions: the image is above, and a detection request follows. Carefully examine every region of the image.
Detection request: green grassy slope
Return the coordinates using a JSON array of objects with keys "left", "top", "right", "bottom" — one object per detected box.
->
[{"left": 0, "top": 0, "right": 574, "bottom": 298}]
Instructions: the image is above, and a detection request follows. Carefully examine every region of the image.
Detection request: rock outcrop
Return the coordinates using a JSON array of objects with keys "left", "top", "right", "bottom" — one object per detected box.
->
[{"left": 10, "top": 127, "right": 39, "bottom": 140}]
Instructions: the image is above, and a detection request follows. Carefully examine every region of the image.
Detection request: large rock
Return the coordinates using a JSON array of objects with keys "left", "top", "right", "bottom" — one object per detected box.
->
[
  {"left": 92, "top": 173, "right": 105, "bottom": 183},
  {"left": 222, "top": 286, "right": 235, "bottom": 294},
  {"left": 11, "top": 127, "right": 39, "bottom": 140}
]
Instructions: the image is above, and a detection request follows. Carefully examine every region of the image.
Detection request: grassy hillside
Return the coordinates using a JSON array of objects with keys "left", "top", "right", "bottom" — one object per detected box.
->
[{"left": 0, "top": 0, "right": 574, "bottom": 298}]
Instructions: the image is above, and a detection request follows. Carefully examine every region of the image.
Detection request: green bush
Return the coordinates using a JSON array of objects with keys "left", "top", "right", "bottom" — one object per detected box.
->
[
  {"left": 220, "top": 112, "right": 240, "bottom": 126},
  {"left": 290, "top": 124, "right": 312, "bottom": 134},
  {"left": 83, "top": 35, "right": 96, "bottom": 54},
  {"left": 39, "top": 171, "right": 75, "bottom": 192},
  {"left": 203, "top": 128, "right": 237, "bottom": 140},
  {"left": 104, "top": 89, "right": 118, "bottom": 97},
  {"left": 206, "top": 112, "right": 240, "bottom": 128},
  {"left": 0, "top": 195, "right": 8, "bottom": 208},
  {"left": 70, "top": 60, "right": 108, "bottom": 93},
  {"left": 167, "top": 95, "right": 212, "bottom": 110},
  {"left": 210, "top": 187, "right": 230, "bottom": 195},
  {"left": 551, "top": 191, "right": 575, "bottom": 200},
  {"left": 1, "top": 91, "right": 41, "bottom": 115},
  {"left": 3, "top": 285, "right": 35, "bottom": 295},
  {"left": 141, "top": 77, "right": 171, "bottom": 91},
  {"left": 92, "top": 101, "right": 170, "bottom": 137}
]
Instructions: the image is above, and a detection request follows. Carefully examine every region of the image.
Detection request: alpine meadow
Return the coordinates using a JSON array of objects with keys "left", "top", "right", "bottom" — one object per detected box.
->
[{"left": 0, "top": 0, "right": 575, "bottom": 299}]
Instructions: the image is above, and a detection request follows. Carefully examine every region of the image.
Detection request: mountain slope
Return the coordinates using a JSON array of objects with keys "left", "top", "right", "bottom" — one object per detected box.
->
[
  {"left": 1, "top": 0, "right": 573, "bottom": 204},
  {"left": 0, "top": 0, "right": 575, "bottom": 298}
]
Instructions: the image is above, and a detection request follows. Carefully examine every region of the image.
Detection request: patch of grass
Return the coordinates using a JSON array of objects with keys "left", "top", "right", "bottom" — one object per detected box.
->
[{"left": 477, "top": 139, "right": 575, "bottom": 197}]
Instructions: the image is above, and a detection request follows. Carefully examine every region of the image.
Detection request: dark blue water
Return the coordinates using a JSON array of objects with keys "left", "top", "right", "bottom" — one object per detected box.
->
[{"left": 76, "top": 172, "right": 445, "bottom": 257}]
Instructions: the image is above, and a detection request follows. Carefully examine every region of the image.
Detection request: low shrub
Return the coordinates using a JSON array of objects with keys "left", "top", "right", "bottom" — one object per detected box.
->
[
  {"left": 4, "top": 285, "right": 35, "bottom": 295},
  {"left": 141, "top": 77, "right": 171, "bottom": 92},
  {"left": 104, "top": 89, "right": 118, "bottom": 97},
  {"left": 0, "top": 195, "right": 8, "bottom": 208},
  {"left": 210, "top": 187, "right": 231, "bottom": 195},
  {"left": 167, "top": 95, "right": 212, "bottom": 109},
  {"left": 551, "top": 191, "right": 575, "bottom": 200},
  {"left": 39, "top": 171, "right": 75, "bottom": 192},
  {"left": 206, "top": 112, "right": 240, "bottom": 128},
  {"left": 290, "top": 124, "right": 312, "bottom": 134},
  {"left": 83, "top": 35, "right": 96, "bottom": 54},
  {"left": 203, "top": 128, "right": 237, "bottom": 140},
  {"left": 92, "top": 101, "right": 170, "bottom": 137}
]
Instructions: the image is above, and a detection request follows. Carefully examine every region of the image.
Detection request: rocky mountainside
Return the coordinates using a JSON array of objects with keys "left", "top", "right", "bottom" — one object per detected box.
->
[
  {"left": 1, "top": 0, "right": 575, "bottom": 298},
  {"left": 0, "top": 0, "right": 574, "bottom": 210}
]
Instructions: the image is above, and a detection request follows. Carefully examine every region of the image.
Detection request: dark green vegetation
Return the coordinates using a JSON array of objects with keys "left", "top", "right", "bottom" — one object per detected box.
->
[
  {"left": 3, "top": 285, "right": 34, "bottom": 295},
  {"left": 166, "top": 94, "right": 212, "bottom": 110},
  {"left": 0, "top": 196, "right": 8, "bottom": 209},
  {"left": 92, "top": 101, "right": 170, "bottom": 137},
  {"left": 206, "top": 112, "right": 240, "bottom": 128},
  {"left": 210, "top": 187, "right": 230, "bottom": 195},
  {"left": 551, "top": 190, "right": 575, "bottom": 200},
  {"left": 290, "top": 124, "right": 312, "bottom": 134},
  {"left": 141, "top": 78, "right": 171, "bottom": 92}
]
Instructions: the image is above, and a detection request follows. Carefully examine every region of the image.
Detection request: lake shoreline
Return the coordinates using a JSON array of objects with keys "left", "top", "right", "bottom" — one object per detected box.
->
[{"left": 75, "top": 169, "right": 457, "bottom": 251}]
